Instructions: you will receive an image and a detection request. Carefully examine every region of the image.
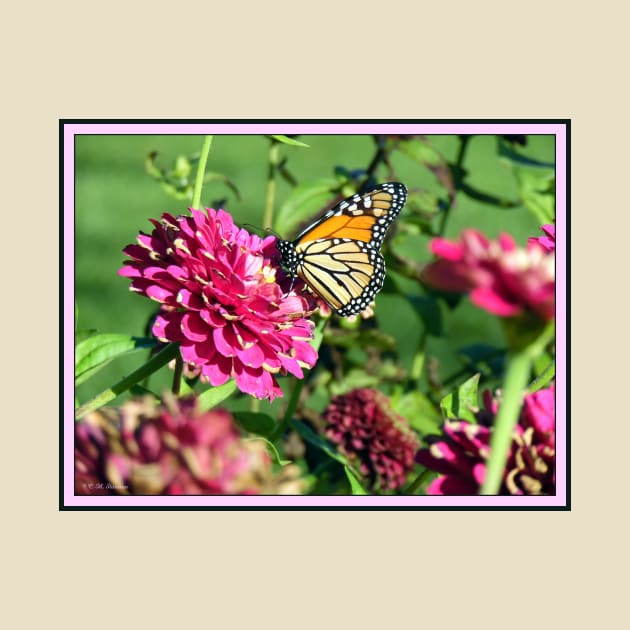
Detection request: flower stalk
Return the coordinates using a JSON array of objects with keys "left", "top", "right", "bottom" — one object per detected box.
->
[
  {"left": 480, "top": 321, "right": 555, "bottom": 494},
  {"left": 263, "top": 138, "right": 280, "bottom": 230},
  {"left": 191, "top": 135, "right": 213, "bottom": 209}
]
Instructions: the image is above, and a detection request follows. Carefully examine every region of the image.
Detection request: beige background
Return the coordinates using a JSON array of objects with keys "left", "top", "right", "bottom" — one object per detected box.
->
[{"left": 4, "top": 1, "right": 626, "bottom": 628}]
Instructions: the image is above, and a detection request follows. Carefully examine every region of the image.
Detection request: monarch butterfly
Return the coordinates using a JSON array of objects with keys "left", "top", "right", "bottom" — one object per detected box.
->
[{"left": 277, "top": 182, "right": 407, "bottom": 316}]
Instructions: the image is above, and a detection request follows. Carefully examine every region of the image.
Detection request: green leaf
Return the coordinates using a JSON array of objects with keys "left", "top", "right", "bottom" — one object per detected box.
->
[
  {"left": 75, "top": 334, "right": 157, "bottom": 386},
  {"left": 233, "top": 411, "right": 276, "bottom": 437},
  {"left": 344, "top": 466, "right": 369, "bottom": 495},
  {"left": 289, "top": 419, "right": 358, "bottom": 472},
  {"left": 197, "top": 380, "right": 238, "bottom": 411},
  {"left": 274, "top": 178, "right": 338, "bottom": 235},
  {"left": 514, "top": 168, "right": 555, "bottom": 224},
  {"left": 406, "top": 294, "right": 443, "bottom": 336},
  {"left": 440, "top": 373, "right": 480, "bottom": 423},
  {"left": 392, "top": 390, "right": 442, "bottom": 436},
  {"left": 458, "top": 344, "right": 506, "bottom": 378},
  {"left": 528, "top": 358, "right": 555, "bottom": 393},
  {"left": 246, "top": 437, "right": 292, "bottom": 466},
  {"left": 329, "top": 369, "right": 380, "bottom": 397},
  {"left": 269, "top": 135, "right": 310, "bottom": 148},
  {"left": 75, "top": 328, "right": 98, "bottom": 344}
]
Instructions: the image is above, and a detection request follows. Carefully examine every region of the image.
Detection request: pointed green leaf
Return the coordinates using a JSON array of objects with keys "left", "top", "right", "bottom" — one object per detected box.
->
[
  {"left": 269, "top": 135, "right": 310, "bottom": 148},
  {"left": 75, "top": 328, "right": 99, "bottom": 344},
  {"left": 289, "top": 419, "right": 358, "bottom": 473},
  {"left": 392, "top": 390, "right": 442, "bottom": 436},
  {"left": 197, "top": 380, "right": 238, "bottom": 411},
  {"left": 274, "top": 178, "right": 338, "bottom": 235},
  {"left": 75, "top": 334, "right": 157, "bottom": 386},
  {"left": 406, "top": 294, "right": 443, "bottom": 336},
  {"left": 440, "top": 373, "right": 480, "bottom": 423},
  {"left": 458, "top": 344, "right": 506, "bottom": 378},
  {"left": 528, "top": 358, "right": 555, "bottom": 393},
  {"left": 345, "top": 466, "right": 369, "bottom": 495},
  {"left": 233, "top": 411, "right": 276, "bottom": 437},
  {"left": 245, "top": 437, "right": 292, "bottom": 466}
]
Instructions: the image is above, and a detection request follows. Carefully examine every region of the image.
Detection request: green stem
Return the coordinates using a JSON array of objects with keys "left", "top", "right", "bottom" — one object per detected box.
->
[
  {"left": 171, "top": 353, "right": 183, "bottom": 395},
  {"left": 191, "top": 135, "right": 213, "bottom": 209},
  {"left": 480, "top": 321, "right": 555, "bottom": 494},
  {"left": 269, "top": 377, "right": 303, "bottom": 443},
  {"left": 263, "top": 139, "right": 280, "bottom": 230},
  {"left": 480, "top": 349, "right": 532, "bottom": 494},
  {"left": 75, "top": 343, "right": 179, "bottom": 420}
]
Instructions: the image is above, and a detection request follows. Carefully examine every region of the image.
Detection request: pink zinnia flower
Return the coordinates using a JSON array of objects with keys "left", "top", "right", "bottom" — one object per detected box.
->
[
  {"left": 422, "top": 229, "right": 555, "bottom": 321},
  {"left": 528, "top": 224, "right": 556, "bottom": 253},
  {"left": 119, "top": 208, "right": 318, "bottom": 400},
  {"left": 415, "top": 384, "right": 555, "bottom": 495},
  {"left": 75, "top": 395, "right": 305, "bottom": 495},
  {"left": 324, "top": 388, "right": 420, "bottom": 491},
  {"left": 521, "top": 382, "right": 555, "bottom": 449}
]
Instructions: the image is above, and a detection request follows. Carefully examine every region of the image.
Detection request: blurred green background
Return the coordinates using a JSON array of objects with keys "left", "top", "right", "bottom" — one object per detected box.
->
[{"left": 74, "top": 134, "right": 554, "bottom": 412}]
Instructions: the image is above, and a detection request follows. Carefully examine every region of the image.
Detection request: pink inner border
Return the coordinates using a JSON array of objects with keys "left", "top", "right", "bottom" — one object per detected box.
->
[{"left": 64, "top": 122, "right": 568, "bottom": 508}]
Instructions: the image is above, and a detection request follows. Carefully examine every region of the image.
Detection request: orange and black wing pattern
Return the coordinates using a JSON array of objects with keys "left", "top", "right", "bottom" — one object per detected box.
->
[{"left": 277, "top": 182, "right": 407, "bottom": 316}]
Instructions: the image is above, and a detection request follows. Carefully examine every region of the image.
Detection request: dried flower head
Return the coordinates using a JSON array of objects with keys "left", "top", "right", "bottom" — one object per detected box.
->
[{"left": 324, "top": 388, "right": 420, "bottom": 491}]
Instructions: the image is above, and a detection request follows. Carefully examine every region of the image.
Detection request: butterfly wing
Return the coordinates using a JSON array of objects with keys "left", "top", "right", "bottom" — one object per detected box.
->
[
  {"left": 295, "top": 238, "right": 386, "bottom": 316},
  {"left": 293, "top": 182, "right": 406, "bottom": 248},
  {"left": 278, "top": 182, "right": 407, "bottom": 316}
]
